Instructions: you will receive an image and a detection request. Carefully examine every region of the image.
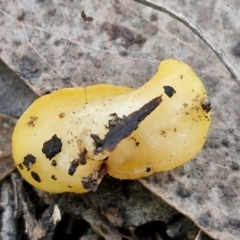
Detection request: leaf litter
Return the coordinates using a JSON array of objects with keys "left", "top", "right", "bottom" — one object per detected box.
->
[
  {"left": 0, "top": 0, "right": 240, "bottom": 239},
  {"left": 0, "top": 114, "right": 16, "bottom": 181}
]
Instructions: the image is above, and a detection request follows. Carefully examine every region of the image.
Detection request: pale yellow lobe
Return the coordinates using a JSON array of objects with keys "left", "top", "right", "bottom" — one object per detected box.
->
[
  {"left": 12, "top": 85, "right": 132, "bottom": 193},
  {"left": 12, "top": 59, "right": 211, "bottom": 193},
  {"left": 107, "top": 60, "right": 210, "bottom": 178}
]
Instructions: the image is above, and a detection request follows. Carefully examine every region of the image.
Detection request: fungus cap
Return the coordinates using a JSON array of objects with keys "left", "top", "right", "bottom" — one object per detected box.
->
[
  {"left": 12, "top": 59, "right": 211, "bottom": 193},
  {"left": 12, "top": 85, "right": 133, "bottom": 193}
]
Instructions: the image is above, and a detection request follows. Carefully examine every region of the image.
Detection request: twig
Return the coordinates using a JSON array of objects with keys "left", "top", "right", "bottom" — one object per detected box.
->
[
  {"left": 134, "top": 0, "right": 240, "bottom": 86},
  {"left": 82, "top": 194, "right": 137, "bottom": 240}
]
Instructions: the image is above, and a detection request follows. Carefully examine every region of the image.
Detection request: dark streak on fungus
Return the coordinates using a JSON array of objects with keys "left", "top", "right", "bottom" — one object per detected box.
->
[
  {"left": 91, "top": 96, "right": 162, "bottom": 154},
  {"left": 163, "top": 86, "right": 176, "bottom": 98},
  {"left": 81, "top": 173, "right": 99, "bottom": 191},
  {"left": 79, "top": 148, "right": 87, "bottom": 165},
  {"left": 27, "top": 116, "right": 38, "bottom": 127},
  {"left": 51, "top": 175, "right": 57, "bottom": 181},
  {"left": 130, "top": 137, "right": 140, "bottom": 146},
  {"left": 18, "top": 163, "right": 24, "bottom": 170},
  {"left": 23, "top": 154, "right": 36, "bottom": 171},
  {"left": 81, "top": 11, "right": 93, "bottom": 22},
  {"left": 42, "top": 134, "right": 62, "bottom": 160},
  {"left": 183, "top": 103, "right": 188, "bottom": 108},
  {"left": 90, "top": 134, "right": 103, "bottom": 150},
  {"left": 81, "top": 163, "right": 107, "bottom": 191},
  {"left": 51, "top": 160, "right": 57, "bottom": 167},
  {"left": 108, "top": 113, "right": 123, "bottom": 129},
  {"left": 68, "top": 159, "right": 80, "bottom": 176},
  {"left": 59, "top": 112, "right": 65, "bottom": 118},
  {"left": 146, "top": 167, "right": 151, "bottom": 173},
  {"left": 31, "top": 171, "right": 41, "bottom": 183},
  {"left": 201, "top": 98, "right": 211, "bottom": 113},
  {"left": 99, "top": 163, "right": 107, "bottom": 178}
]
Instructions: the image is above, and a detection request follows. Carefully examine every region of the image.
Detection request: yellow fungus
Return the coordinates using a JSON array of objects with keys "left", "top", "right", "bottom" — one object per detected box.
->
[
  {"left": 12, "top": 59, "right": 211, "bottom": 193},
  {"left": 12, "top": 85, "right": 132, "bottom": 193}
]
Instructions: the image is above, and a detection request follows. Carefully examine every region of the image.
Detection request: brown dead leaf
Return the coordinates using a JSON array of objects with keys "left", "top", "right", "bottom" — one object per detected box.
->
[
  {"left": 0, "top": 114, "right": 16, "bottom": 180},
  {"left": 145, "top": 0, "right": 240, "bottom": 79},
  {"left": 0, "top": 154, "right": 15, "bottom": 181},
  {"left": 0, "top": 58, "right": 38, "bottom": 118},
  {"left": 0, "top": 0, "right": 240, "bottom": 239},
  {"left": 0, "top": 114, "right": 16, "bottom": 155}
]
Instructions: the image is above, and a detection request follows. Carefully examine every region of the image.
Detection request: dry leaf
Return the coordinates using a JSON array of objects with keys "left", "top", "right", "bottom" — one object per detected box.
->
[
  {"left": 0, "top": 154, "right": 15, "bottom": 181},
  {"left": 0, "top": 58, "right": 38, "bottom": 118},
  {"left": 0, "top": 1, "right": 240, "bottom": 239},
  {"left": 145, "top": 0, "right": 240, "bottom": 78},
  {"left": 0, "top": 114, "right": 16, "bottom": 154},
  {"left": 0, "top": 114, "right": 16, "bottom": 180}
]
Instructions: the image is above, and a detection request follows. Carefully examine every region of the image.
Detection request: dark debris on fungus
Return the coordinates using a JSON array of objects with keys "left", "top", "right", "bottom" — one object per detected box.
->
[
  {"left": 23, "top": 154, "right": 36, "bottom": 171},
  {"left": 31, "top": 171, "right": 41, "bottom": 183},
  {"left": 42, "top": 134, "right": 62, "bottom": 160},
  {"left": 81, "top": 172, "right": 100, "bottom": 192},
  {"left": 91, "top": 96, "right": 162, "bottom": 154},
  {"left": 79, "top": 148, "right": 87, "bottom": 165},
  {"left": 81, "top": 163, "right": 107, "bottom": 192},
  {"left": 68, "top": 159, "right": 80, "bottom": 176},
  {"left": 201, "top": 98, "right": 211, "bottom": 113},
  {"left": 163, "top": 86, "right": 176, "bottom": 98}
]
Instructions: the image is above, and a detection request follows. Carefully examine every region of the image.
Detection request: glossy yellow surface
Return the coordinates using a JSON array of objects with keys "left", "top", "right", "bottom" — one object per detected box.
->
[
  {"left": 12, "top": 85, "right": 133, "bottom": 193},
  {"left": 12, "top": 59, "right": 211, "bottom": 193}
]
